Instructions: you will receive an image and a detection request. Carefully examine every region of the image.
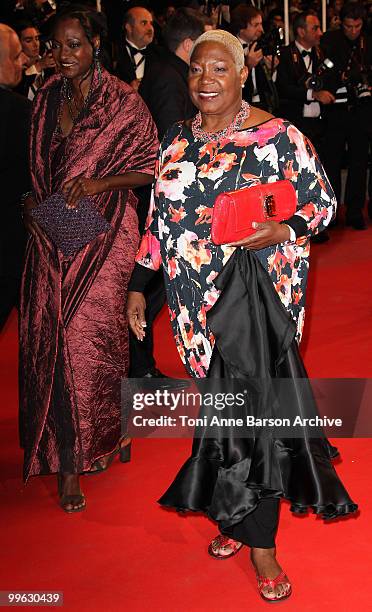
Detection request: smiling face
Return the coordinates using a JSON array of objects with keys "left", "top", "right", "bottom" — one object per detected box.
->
[
  {"left": 189, "top": 41, "right": 248, "bottom": 122},
  {"left": 51, "top": 18, "right": 97, "bottom": 80}
]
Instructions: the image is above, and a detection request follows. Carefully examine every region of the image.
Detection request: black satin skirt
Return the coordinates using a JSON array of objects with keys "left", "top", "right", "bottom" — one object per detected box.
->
[{"left": 158, "top": 249, "right": 358, "bottom": 527}]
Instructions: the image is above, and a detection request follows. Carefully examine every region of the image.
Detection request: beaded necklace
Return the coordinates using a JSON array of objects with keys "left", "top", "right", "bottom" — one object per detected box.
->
[
  {"left": 58, "top": 63, "right": 96, "bottom": 134},
  {"left": 61, "top": 70, "right": 94, "bottom": 125},
  {"left": 191, "top": 100, "right": 250, "bottom": 143}
]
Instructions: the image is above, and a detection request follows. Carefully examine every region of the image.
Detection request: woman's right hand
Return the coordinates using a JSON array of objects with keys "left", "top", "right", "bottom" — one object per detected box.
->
[
  {"left": 23, "top": 196, "right": 42, "bottom": 239},
  {"left": 127, "top": 291, "right": 147, "bottom": 341}
]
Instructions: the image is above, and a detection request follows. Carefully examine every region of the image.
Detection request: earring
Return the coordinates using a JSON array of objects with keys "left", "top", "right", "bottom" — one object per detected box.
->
[{"left": 94, "top": 47, "right": 102, "bottom": 83}]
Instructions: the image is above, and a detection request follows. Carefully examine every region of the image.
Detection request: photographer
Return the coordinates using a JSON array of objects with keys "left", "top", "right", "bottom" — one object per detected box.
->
[
  {"left": 230, "top": 4, "right": 280, "bottom": 113},
  {"left": 276, "top": 12, "right": 335, "bottom": 147},
  {"left": 13, "top": 19, "right": 55, "bottom": 99},
  {"left": 321, "top": 2, "right": 372, "bottom": 229},
  {"left": 275, "top": 11, "right": 336, "bottom": 244}
]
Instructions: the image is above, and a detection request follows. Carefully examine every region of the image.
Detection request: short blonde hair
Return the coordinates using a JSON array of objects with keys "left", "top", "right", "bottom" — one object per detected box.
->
[{"left": 191, "top": 29, "right": 245, "bottom": 72}]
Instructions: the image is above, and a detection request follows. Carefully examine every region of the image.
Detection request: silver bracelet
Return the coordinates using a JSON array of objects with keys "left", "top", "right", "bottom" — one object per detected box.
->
[{"left": 20, "top": 191, "right": 33, "bottom": 205}]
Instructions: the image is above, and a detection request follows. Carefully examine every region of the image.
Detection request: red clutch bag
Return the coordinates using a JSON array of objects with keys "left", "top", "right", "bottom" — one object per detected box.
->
[{"left": 211, "top": 180, "right": 297, "bottom": 245}]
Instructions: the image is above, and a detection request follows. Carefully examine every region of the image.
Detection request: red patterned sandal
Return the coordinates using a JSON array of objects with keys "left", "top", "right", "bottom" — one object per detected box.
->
[
  {"left": 208, "top": 534, "right": 244, "bottom": 560},
  {"left": 257, "top": 570, "right": 292, "bottom": 603}
]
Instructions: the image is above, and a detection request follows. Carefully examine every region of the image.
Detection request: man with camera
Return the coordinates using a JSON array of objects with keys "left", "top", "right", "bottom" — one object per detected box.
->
[
  {"left": 276, "top": 11, "right": 335, "bottom": 243},
  {"left": 321, "top": 2, "right": 372, "bottom": 230},
  {"left": 230, "top": 4, "right": 280, "bottom": 113},
  {"left": 276, "top": 11, "right": 335, "bottom": 149}
]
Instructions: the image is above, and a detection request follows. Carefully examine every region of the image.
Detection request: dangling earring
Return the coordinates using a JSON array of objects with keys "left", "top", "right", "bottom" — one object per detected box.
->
[{"left": 94, "top": 47, "right": 102, "bottom": 83}]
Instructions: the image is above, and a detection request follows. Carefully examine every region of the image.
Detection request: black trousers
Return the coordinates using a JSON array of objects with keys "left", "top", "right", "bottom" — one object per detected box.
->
[
  {"left": 294, "top": 117, "right": 326, "bottom": 161},
  {"left": 219, "top": 499, "right": 280, "bottom": 548},
  {"left": 322, "top": 102, "right": 371, "bottom": 218},
  {"left": 0, "top": 204, "right": 27, "bottom": 331},
  {"left": 129, "top": 270, "right": 166, "bottom": 376},
  {"left": 129, "top": 184, "right": 166, "bottom": 377}
]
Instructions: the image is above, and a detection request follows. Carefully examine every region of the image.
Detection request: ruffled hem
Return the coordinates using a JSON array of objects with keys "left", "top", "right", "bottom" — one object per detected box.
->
[
  {"left": 289, "top": 502, "right": 358, "bottom": 520},
  {"left": 158, "top": 250, "right": 358, "bottom": 527},
  {"left": 158, "top": 443, "right": 358, "bottom": 527},
  {"left": 159, "top": 499, "right": 358, "bottom": 523}
]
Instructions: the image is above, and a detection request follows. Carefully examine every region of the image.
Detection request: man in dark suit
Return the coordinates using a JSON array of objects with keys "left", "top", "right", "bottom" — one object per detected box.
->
[
  {"left": 321, "top": 2, "right": 372, "bottom": 229},
  {"left": 116, "top": 4, "right": 159, "bottom": 93},
  {"left": 140, "top": 7, "right": 204, "bottom": 139},
  {"left": 14, "top": 19, "right": 55, "bottom": 100},
  {"left": 275, "top": 11, "right": 336, "bottom": 244},
  {"left": 0, "top": 24, "right": 30, "bottom": 330},
  {"left": 116, "top": 4, "right": 160, "bottom": 378},
  {"left": 128, "top": 8, "right": 204, "bottom": 382},
  {"left": 276, "top": 11, "right": 335, "bottom": 147},
  {"left": 230, "top": 4, "right": 280, "bottom": 114}
]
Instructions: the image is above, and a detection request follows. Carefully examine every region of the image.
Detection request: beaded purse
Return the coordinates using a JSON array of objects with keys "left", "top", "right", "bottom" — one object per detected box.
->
[{"left": 31, "top": 192, "right": 111, "bottom": 257}]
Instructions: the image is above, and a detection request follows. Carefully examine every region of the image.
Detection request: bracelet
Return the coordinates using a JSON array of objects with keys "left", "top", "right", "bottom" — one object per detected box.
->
[{"left": 20, "top": 191, "right": 34, "bottom": 205}]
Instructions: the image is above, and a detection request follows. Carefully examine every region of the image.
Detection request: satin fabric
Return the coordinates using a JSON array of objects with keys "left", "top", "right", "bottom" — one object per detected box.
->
[
  {"left": 19, "top": 67, "right": 158, "bottom": 481},
  {"left": 159, "top": 249, "right": 358, "bottom": 526}
]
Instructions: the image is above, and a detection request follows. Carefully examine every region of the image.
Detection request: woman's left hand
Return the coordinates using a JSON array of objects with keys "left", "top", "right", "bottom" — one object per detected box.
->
[
  {"left": 228, "top": 221, "right": 291, "bottom": 250},
  {"left": 62, "top": 174, "right": 104, "bottom": 209}
]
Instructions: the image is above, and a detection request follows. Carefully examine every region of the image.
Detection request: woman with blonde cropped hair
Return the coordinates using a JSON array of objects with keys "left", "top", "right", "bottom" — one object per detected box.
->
[{"left": 127, "top": 30, "right": 357, "bottom": 603}]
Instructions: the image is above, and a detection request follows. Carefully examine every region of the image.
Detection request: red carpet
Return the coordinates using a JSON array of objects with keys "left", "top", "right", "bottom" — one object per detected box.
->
[{"left": 1, "top": 223, "right": 372, "bottom": 611}]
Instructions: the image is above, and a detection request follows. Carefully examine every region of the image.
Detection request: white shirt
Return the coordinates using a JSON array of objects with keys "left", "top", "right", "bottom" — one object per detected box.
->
[
  {"left": 125, "top": 39, "right": 147, "bottom": 81},
  {"left": 295, "top": 42, "right": 321, "bottom": 118}
]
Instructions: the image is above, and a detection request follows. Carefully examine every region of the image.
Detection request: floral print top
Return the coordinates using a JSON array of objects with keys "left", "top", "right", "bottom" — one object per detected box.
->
[{"left": 136, "top": 118, "right": 336, "bottom": 377}]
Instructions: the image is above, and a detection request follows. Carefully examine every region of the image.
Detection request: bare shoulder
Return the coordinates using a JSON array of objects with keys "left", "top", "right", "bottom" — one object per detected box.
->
[{"left": 243, "top": 106, "right": 274, "bottom": 129}]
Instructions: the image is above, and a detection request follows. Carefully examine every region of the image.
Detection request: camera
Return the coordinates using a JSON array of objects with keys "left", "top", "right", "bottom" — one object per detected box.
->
[
  {"left": 344, "top": 74, "right": 372, "bottom": 104},
  {"left": 341, "top": 44, "right": 372, "bottom": 105},
  {"left": 255, "top": 27, "right": 284, "bottom": 57},
  {"left": 355, "top": 81, "right": 371, "bottom": 99},
  {"left": 341, "top": 62, "right": 371, "bottom": 104},
  {"left": 307, "top": 58, "right": 334, "bottom": 91}
]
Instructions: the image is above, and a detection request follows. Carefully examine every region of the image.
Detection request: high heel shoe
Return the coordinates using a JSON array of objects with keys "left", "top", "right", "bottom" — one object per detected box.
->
[
  {"left": 57, "top": 474, "right": 86, "bottom": 513},
  {"left": 120, "top": 440, "right": 131, "bottom": 463},
  {"left": 87, "top": 438, "right": 132, "bottom": 473}
]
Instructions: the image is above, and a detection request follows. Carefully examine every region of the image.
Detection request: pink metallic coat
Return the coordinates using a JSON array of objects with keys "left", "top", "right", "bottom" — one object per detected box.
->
[{"left": 19, "top": 68, "right": 158, "bottom": 481}]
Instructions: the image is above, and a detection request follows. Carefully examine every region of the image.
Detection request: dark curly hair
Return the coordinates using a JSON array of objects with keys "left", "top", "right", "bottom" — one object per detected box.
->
[
  {"left": 340, "top": 2, "right": 366, "bottom": 23},
  {"left": 48, "top": 2, "right": 107, "bottom": 49}
]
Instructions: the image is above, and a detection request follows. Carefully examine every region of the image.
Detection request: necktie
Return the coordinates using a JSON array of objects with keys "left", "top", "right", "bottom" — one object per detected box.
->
[{"left": 301, "top": 50, "right": 311, "bottom": 58}]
